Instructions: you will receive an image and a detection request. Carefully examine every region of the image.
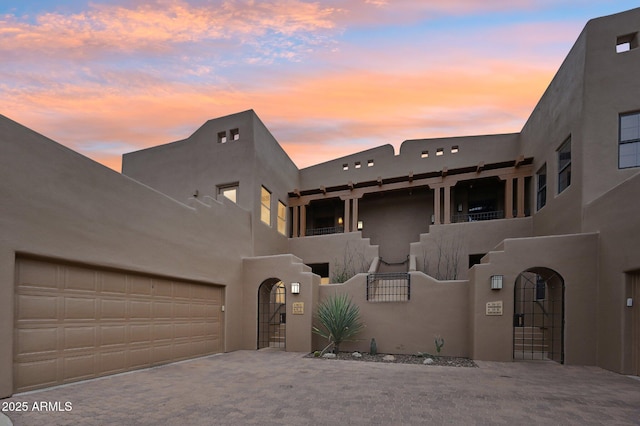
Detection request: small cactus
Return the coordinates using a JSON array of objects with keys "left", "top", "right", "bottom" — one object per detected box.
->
[
  {"left": 370, "top": 338, "right": 377, "bottom": 355},
  {"left": 434, "top": 336, "right": 445, "bottom": 354}
]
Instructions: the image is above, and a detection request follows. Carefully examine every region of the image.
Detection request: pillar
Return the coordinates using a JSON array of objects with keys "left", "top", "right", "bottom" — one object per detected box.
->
[{"left": 505, "top": 178, "right": 514, "bottom": 219}]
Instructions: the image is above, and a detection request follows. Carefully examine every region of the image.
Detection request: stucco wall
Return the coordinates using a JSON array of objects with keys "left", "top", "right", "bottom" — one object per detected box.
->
[
  {"left": 0, "top": 115, "right": 253, "bottom": 397},
  {"left": 241, "top": 255, "right": 320, "bottom": 353},
  {"left": 288, "top": 232, "right": 378, "bottom": 283},
  {"left": 468, "top": 233, "right": 598, "bottom": 365},
  {"left": 584, "top": 172, "right": 640, "bottom": 373},
  {"left": 314, "top": 273, "right": 469, "bottom": 356},
  {"left": 410, "top": 218, "right": 533, "bottom": 280},
  {"left": 520, "top": 21, "right": 586, "bottom": 237},
  {"left": 581, "top": 8, "right": 640, "bottom": 205}
]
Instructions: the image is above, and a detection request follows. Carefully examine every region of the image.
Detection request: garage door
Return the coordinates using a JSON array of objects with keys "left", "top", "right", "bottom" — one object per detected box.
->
[{"left": 14, "top": 257, "right": 224, "bottom": 393}]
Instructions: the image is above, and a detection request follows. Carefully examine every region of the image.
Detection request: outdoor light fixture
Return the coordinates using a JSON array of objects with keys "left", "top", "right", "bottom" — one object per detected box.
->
[
  {"left": 490, "top": 275, "right": 503, "bottom": 290},
  {"left": 291, "top": 282, "right": 300, "bottom": 294},
  {"left": 338, "top": 217, "right": 343, "bottom": 225},
  {"left": 357, "top": 220, "right": 363, "bottom": 230}
]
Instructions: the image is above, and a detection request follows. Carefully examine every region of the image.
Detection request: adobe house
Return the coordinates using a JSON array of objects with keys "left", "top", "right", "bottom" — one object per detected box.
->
[{"left": 1, "top": 8, "right": 639, "bottom": 397}]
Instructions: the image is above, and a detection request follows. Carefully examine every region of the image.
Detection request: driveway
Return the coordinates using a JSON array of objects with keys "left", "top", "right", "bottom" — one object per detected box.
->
[{"left": 2, "top": 350, "right": 639, "bottom": 425}]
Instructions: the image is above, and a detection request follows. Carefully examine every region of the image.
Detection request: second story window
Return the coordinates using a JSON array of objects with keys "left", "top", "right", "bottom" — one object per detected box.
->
[
  {"left": 260, "top": 186, "right": 271, "bottom": 226},
  {"left": 536, "top": 164, "right": 547, "bottom": 210},
  {"left": 218, "top": 183, "right": 238, "bottom": 203},
  {"left": 277, "top": 201, "right": 287, "bottom": 235},
  {"left": 619, "top": 111, "right": 640, "bottom": 168},
  {"left": 557, "top": 137, "right": 571, "bottom": 194}
]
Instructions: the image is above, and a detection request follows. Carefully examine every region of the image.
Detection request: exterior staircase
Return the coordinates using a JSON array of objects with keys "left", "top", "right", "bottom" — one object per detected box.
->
[
  {"left": 513, "top": 326, "right": 548, "bottom": 360},
  {"left": 269, "top": 323, "right": 286, "bottom": 349}
]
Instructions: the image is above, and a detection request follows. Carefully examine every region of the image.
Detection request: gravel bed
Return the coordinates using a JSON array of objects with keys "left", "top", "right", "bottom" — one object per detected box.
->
[{"left": 306, "top": 352, "right": 477, "bottom": 367}]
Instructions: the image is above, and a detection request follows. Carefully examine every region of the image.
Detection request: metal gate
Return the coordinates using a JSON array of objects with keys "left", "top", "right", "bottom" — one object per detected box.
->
[
  {"left": 513, "top": 268, "right": 564, "bottom": 363},
  {"left": 257, "top": 279, "right": 286, "bottom": 349}
]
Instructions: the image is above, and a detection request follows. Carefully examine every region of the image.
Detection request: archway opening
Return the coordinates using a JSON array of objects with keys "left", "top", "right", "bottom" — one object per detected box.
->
[
  {"left": 513, "top": 267, "right": 564, "bottom": 363},
  {"left": 257, "top": 278, "right": 286, "bottom": 350}
]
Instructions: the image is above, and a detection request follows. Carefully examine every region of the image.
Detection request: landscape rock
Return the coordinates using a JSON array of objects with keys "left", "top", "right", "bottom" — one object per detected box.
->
[
  {"left": 322, "top": 353, "right": 336, "bottom": 359},
  {"left": 382, "top": 355, "right": 396, "bottom": 362},
  {"left": 351, "top": 352, "right": 362, "bottom": 358},
  {"left": 423, "top": 358, "right": 434, "bottom": 365}
]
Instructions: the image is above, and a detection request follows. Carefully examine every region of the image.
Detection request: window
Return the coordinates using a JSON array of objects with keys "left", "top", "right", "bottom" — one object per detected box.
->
[
  {"left": 451, "top": 146, "right": 459, "bottom": 154},
  {"left": 436, "top": 148, "right": 444, "bottom": 156},
  {"left": 536, "top": 164, "right": 547, "bottom": 210},
  {"left": 217, "top": 131, "right": 227, "bottom": 143},
  {"left": 619, "top": 111, "right": 640, "bottom": 168},
  {"left": 230, "top": 128, "right": 240, "bottom": 140},
  {"left": 342, "top": 163, "right": 348, "bottom": 171},
  {"left": 355, "top": 161, "right": 361, "bottom": 169},
  {"left": 260, "top": 186, "right": 271, "bottom": 225},
  {"left": 616, "top": 33, "right": 638, "bottom": 53},
  {"left": 557, "top": 137, "right": 571, "bottom": 193},
  {"left": 218, "top": 183, "right": 238, "bottom": 203},
  {"left": 277, "top": 201, "right": 287, "bottom": 235},
  {"left": 421, "top": 150, "right": 429, "bottom": 158},
  {"left": 367, "top": 159, "right": 374, "bottom": 167}
]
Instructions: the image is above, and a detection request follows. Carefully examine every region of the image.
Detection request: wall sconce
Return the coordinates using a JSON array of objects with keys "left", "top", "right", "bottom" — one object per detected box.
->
[
  {"left": 291, "top": 282, "right": 300, "bottom": 294},
  {"left": 490, "top": 275, "right": 503, "bottom": 290},
  {"left": 338, "top": 217, "right": 343, "bottom": 225},
  {"left": 357, "top": 220, "right": 363, "bottom": 230}
]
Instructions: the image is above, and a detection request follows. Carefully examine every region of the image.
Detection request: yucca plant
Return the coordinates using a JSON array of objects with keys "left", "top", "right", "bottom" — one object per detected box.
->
[{"left": 312, "top": 294, "right": 364, "bottom": 354}]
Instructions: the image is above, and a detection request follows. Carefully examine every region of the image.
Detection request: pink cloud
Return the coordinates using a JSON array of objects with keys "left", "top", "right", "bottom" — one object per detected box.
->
[{"left": 0, "top": 0, "right": 341, "bottom": 59}]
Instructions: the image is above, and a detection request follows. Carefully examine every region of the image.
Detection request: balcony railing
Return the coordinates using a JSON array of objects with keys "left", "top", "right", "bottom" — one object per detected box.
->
[
  {"left": 451, "top": 210, "right": 504, "bottom": 223},
  {"left": 305, "top": 226, "right": 344, "bottom": 236}
]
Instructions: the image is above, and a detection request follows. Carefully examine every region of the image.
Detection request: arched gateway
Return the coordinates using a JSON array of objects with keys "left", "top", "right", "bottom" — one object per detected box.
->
[
  {"left": 513, "top": 267, "right": 565, "bottom": 363},
  {"left": 257, "top": 278, "right": 286, "bottom": 349}
]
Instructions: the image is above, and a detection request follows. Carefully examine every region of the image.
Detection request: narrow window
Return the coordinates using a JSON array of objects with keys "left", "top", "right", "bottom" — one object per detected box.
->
[
  {"left": 421, "top": 150, "right": 429, "bottom": 158},
  {"left": 230, "top": 128, "right": 240, "bottom": 140},
  {"left": 342, "top": 163, "right": 349, "bottom": 171},
  {"left": 277, "top": 201, "right": 287, "bottom": 235},
  {"left": 619, "top": 111, "right": 640, "bottom": 168},
  {"left": 367, "top": 159, "right": 374, "bottom": 167},
  {"left": 217, "top": 131, "right": 227, "bottom": 143},
  {"left": 557, "top": 137, "right": 571, "bottom": 194},
  {"left": 451, "top": 146, "right": 459, "bottom": 154},
  {"left": 536, "top": 164, "right": 547, "bottom": 210},
  {"left": 436, "top": 148, "right": 444, "bottom": 156},
  {"left": 218, "top": 183, "right": 238, "bottom": 203},
  {"left": 355, "top": 161, "right": 361, "bottom": 169},
  {"left": 260, "top": 186, "right": 271, "bottom": 226}
]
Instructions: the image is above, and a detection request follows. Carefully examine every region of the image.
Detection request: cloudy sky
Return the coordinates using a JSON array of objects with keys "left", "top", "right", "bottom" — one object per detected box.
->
[{"left": 1, "top": 1, "right": 638, "bottom": 171}]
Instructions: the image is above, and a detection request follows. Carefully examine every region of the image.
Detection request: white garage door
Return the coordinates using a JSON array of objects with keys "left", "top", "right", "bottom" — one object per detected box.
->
[{"left": 14, "top": 257, "right": 224, "bottom": 393}]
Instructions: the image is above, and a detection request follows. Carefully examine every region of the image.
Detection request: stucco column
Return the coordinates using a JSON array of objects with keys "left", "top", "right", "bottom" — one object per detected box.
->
[
  {"left": 517, "top": 176, "right": 525, "bottom": 218},
  {"left": 292, "top": 205, "right": 299, "bottom": 238},
  {"left": 433, "top": 186, "right": 441, "bottom": 225},
  {"left": 300, "top": 204, "right": 307, "bottom": 237},
  {"left": 504, "top": 178, "right": 514, "bottom": 219},
  {"left": 351, "top": 197, "right": 359, "bottom": 232},
  {"left": 343, "top": 198, "right": 351, "bottom": 232},
  {"left": 443, "top": 185, "right": 451, "bottom": 224}
]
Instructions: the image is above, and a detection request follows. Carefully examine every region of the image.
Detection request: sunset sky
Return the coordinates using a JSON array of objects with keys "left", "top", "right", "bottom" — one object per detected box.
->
[{"left": 2, "top": 1, "right": 638, "bottom": 171}]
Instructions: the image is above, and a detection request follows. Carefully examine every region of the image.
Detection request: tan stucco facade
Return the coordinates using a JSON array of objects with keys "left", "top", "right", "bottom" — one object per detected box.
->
[{"left": 1, "top": 7, "right": 640, "bottom": 396}]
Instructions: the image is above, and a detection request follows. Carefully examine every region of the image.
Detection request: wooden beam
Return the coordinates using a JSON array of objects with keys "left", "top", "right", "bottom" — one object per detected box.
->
[{"left": 476, "top": 162, "right": 485, "bottom": 173}]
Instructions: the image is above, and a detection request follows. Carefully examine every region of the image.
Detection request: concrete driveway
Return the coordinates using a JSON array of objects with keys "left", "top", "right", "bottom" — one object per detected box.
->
[{"left": 2, "top": 350, "right": 639, "bottom": 425}]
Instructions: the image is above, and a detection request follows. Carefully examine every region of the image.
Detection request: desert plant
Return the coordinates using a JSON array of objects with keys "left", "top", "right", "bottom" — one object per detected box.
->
[
  {"left": 312, "top": 294, "right": 364, "bottom": 354},
  {"left": 434, "top": 335, "right": 445, "bottom": 354}
]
